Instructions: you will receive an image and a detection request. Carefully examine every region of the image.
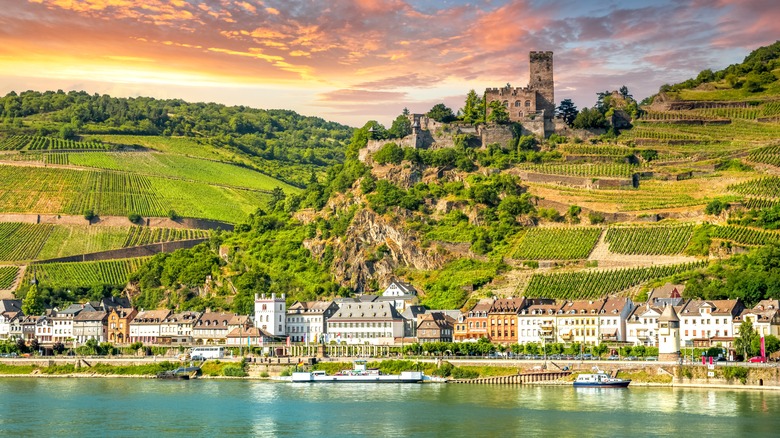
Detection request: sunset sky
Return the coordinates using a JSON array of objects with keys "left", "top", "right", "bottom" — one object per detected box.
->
[{"left": 0, "top": 0, "right": 776, "bottom": 126}]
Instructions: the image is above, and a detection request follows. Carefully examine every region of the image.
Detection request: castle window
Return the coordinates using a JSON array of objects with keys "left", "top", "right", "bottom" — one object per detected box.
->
[
  {"left": 514, "top": 100, "right": 521, "bottom": 107},
  {"left": 525, "top": 100, "right": 531, "bottom": 107},
  {"left": 502, "top": 100, "right": 509, "bottom": 108}
]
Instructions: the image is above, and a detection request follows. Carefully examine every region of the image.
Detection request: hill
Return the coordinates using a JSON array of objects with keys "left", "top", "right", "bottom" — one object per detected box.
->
[{"left": 6, "top": 42, "right": 780, "bottom": 314}]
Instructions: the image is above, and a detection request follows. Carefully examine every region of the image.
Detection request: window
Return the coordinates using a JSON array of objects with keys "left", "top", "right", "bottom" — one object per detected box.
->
[{"left": 525, "top": 100, "right": 531, "bottom": 107}]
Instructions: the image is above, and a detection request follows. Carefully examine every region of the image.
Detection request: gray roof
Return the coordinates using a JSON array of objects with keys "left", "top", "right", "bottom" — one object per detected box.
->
[
  {"left": 329, "top": 301, "right": 403, "bottom": 321},
  {"left": 0, "top": 300, "right": 22, "bottom": 313}
]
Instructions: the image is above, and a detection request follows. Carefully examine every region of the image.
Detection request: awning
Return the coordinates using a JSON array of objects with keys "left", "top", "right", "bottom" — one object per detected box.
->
[{"left": 600, "top": 328, "right": 618, "bottom": 335}]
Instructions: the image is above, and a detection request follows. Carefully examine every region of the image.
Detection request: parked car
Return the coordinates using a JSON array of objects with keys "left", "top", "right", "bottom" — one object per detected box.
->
[
  {"left": 626, "top": 356, "right": 638, "bottom": 361},
  {"left": 749, "top": 356, "right": 767, "bottom": 363},
  {"left": 607, "top": 355, "right": 620, "bottom": 361},
  {"left": 645, "top": 356, "right": 658, "bottom": 361}
]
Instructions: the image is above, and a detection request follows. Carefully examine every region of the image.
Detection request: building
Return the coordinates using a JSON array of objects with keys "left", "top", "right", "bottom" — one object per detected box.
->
[
  {"left": 159, "top": 311, "right": 201, "bottom": 344},
  {"left": 658, "top": 304, "right": 681, "bottom": 361},
  {"left": 454, "top": 298, "right": 494, "bottom": 342},
  {"left": 226, "top": 327, "right": 273, "bottom": 348},
  {"left": 72, "top": 311, "right": 108, "bottom": 344},
  {"left": 20, "top": 315, "right": 39, "bottom": 342},
  {"left": 326, "top": 301, "right": 404, "bottom": 345},
  {"left": 286, "top": 300, "right": 339, "bottom": 343},
  {"left": 129, "top": 309, "right": 170, "bottom": 344},
  {"left": 679, "top": 299, "right": 743, "bottom": 347},
  {"left": 35, "top": 315, "right": 52, "bottom": 344},
  {"left": 51, "top": 303, "right": 94, "bottom": 344},
  {"left": 0, "top": 299, "right": 23, "bottom": 340},
  {"left": 377, "top": 280, "right": 419, "bottom": 313},
  {"left": 107, "top": 307, "right": 137, "bottom": 344},
  {"left": 192, "top": 312, "right": 236, "bottom": 345},
  {"left": 484, "top": 51, "right": 555, "bottom": 123},
  {"left": 401, "top": 305, "right": 428, "bottom": 338},
  {"left": 598, "top": 297, "right": 634, "bottom": 343},
  {"left": 416, "top": 312, "right": 455, "bottom": 343},
  {"left": 734, "top": 300, "right": 780, "bottom": 338},
  {"left": 556, "top": 299, "right": 606, "bottom": 345},
  {"left": 488, "top": 297, "right": 528, "bottom": 344},
  {"left": 518, "top": 301, "right": 564, "bottom": 345},
  {"left": 254, "top": 293, "right": 286, "bottom": 336}
]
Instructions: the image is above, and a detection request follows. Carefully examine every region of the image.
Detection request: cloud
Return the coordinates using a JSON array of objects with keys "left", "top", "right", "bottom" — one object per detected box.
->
[{"left": 316, "top": 88, "right": 408, "bottom": 103}]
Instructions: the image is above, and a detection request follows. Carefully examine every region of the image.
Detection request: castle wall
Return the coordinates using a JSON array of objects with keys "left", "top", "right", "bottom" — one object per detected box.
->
[
  {"left": 480, "top": 125, "right": 515, "bottom": 149},
  {"left": 529, "top": 51, "right": 555, "bottom": 119}
]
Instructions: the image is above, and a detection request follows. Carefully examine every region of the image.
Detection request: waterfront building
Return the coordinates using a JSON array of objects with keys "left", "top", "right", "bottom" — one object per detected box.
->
[
  {"left": 416, "top": 312, "right": 455, "bottom": 343},
  {"left": 129, "top": 309, "right": 170, "bottom": 344},
  {"left": 401, "top": 305, "right": 428, "bottom": 338},
  {"left": 226, "top": 327, "right": 273, "bottom": 347},
  {"left": 192, "top": 312, "right": 238, "bottom": 345},
  {"left": 326, "top": 301, "right": 404, "bottom": 345},
  {"left": 679, "top": 299, "right": 743, "bottom": 348},
  {"left": 51, "top": 303, "right": 95, "bottom": 344},
  {"left": 734, "top": 300, "right": 780, "bottom": 338},
  {"left": 556, "top": 299, "right": 606, "bottom": 345},
  {"left": 658, "top": 304, "right": 681, "bottom": 361},
  {"left": 286, "top": 301, "right": 339, "bottom": 343},
  {"left": 73, "top": 311, "right": 108, "bottom": 344},
  {"left": 20, "top": 315, "right": 38, "bottom": 342},
  {"left": 488, "top": 297, "right": 528, "bottom": 344},
  {"left": 454, "top": 298, "right": 494, "bottom": 342},
  {"left": 598, "top": 297, "right": 633, "bottom": 343},
  {"left": 35, "top": 314, "right": 52, "bottom": 344},
  {"left": 254, "top": 293, "right": 286, "bottom": 336},
  {"left": 159, "top": 311, "right": 201, "bottom": 345},
  {"left": 0, "top": 300, "right": 22, "bottom": 340},
  {"left": 8, "top": 312, "right": 22, "bottom": 341},
  {"left": 107, "top": 307, "right": 137, "bottom": 345},
  {"left": 376, "top": 280, "right": 419, "bottom": 313},
  {"left": 517, "top": 301, "right": 564, "bottom": 345}
]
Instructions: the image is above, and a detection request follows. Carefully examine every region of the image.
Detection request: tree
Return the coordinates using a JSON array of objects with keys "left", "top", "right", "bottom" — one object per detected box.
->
[
  {"left": 735, "top": 320, "right": 759, "bottom": 359},
  {"left": 128, "top": 213, "right": 143, "bottom": 224},
  {"left": 462, "top": 90, "right": 485, "bottom": 124},
  {"left": 486, "top": 100, "right": 509, "bottom": 124},
  {"left": 426, "top": 103, "right": 456, "bottom": 123},
  {"left": 268, "top": 187, "right": 286, "bottom": 210},
  {"left": 556, "top": 99, "right": 579, "bottom": 126},
  {"left": 619, "top": 86, "right": 633, "bottom": 100},
  {"left": 572, "top": 107, "right": 608, "bottom": 129},
  {"left": 59, "top": 124, "right": 76, "bottom": 140},
  {"left": 388, "top": 113, "right": 412, "bottom": 139},
  {"left": 22, "top": 284, "right": 44, "bottom": 316},
  {"left": 83, "top": 209, "right": 96, "bottom": 221}
]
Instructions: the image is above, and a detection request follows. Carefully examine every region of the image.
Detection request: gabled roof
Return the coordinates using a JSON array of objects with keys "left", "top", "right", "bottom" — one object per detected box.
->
[
  {"left": 132, "top": 309, "right": 171, "bottom": 323},
  {"left": 521, "top": 301, "right": 565, "bottom": 316},
  {"left": 416, "top": 312, "right": 455, "bottom": 330},
  {"left": 0, "top": 300, "right": 22, "bottom": 313},
  {"left": 195, "top": 312, "right": 235, "bottom": 327},
  {"left": 288, "top": 301, "right": 336, "bottom": 313},
  {"left": 681, "top": 299, "right": 742, "bottom": 317},
  {"left": 100, "top": 296, "right": 132, "bottom": 310},
  {"left": 468, "top": 298, "right": 495, "bottom": 315},
  {"left": 163, "top": 311, "right": 201, "bottom": 324},
  {"left": 601, "top": 297, "right": 631, "bottom": 314},
  {"left": 329, "top": 301, "right": 403, "bottom": 321},
  {"left": 489, "top": 297, "right": 526, "bottom": 314},
  {"left": 227, "top": 327, "right": 272, "bottom": 338},
  {"left": 561, "top": 299, "right": 606, "bottom": 315},
  {"left": 649, "top": 283, "right": 685, "bottom": 300},
  {"left": 383, "top": 279, "right": 418, "bottom": 296},
  {"left": 74, "top": 311, "right": 108, "bottom": 322},
  {"left": 401, "top": 305, "right": 428, "bottom": 320}
]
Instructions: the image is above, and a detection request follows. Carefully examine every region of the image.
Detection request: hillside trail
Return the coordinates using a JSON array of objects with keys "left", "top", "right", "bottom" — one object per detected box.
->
[{"left": 588, "top": 229, "right": 699, "bottom": 267}]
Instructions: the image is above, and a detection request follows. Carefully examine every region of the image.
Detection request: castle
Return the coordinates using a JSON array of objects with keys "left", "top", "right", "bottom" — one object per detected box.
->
[{"left": 484, "top": 51, "right": 555, "bottom": 122}]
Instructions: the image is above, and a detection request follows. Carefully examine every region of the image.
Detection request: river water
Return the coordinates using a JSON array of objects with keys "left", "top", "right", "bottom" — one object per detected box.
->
[{"left": 1, "top": 378, "right": 778, "bottom": 437}]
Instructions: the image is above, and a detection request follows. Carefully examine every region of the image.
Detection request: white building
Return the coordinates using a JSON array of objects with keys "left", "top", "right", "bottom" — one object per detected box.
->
[
  {"left": 734, "top": 300, "right": 780, "bottom": 338},
  {"left": 658, "top": 304, "right": 681, "bottom": 361},
  {"left": 72, "top": 311, "right": 108, "bottom": 344},
  {"left": 326, "top": 301, "right": 404, "bottom": 345},
  {"left": 35, "top": 315, "right": 52, "bottom": 344},
  {"left": 517, "top": 302, "right": 563, "bottom": 345},
  {"left": 598, "top": 297, "right": 634, "bottom": 343},
  {"left": 0, "top": 300, "right": 22, "bottom": 340},
  {"left": 254, "top": 293, "right": 286, "bottom": 336},
  {"left": 678, "top": 299, "right": 743, "bottom": 347},
  {"left": 160, "top": 311, "right": 201, "bottom": 342},
  {"left": 377, "top": 280, "right": 419, "bottom": 313},
  {"left": 51, "top": 304, "right": 92, "bottom": 344},
  {"left": 286, "top": 301, "right": 339, "bottom": 343},
  {"left": 129, "top": 310, "right": 170, "bottom": 344}
]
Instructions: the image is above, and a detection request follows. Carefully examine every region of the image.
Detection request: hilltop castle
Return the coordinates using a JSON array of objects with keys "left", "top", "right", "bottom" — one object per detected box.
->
[{"left": 484, "top": 51, "right": 555, "bottom": 122}]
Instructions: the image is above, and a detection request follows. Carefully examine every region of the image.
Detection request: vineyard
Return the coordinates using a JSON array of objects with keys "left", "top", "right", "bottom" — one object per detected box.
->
[
  {"left": 0, "top": 266, "right": 19, "bottom": 289},
  {"left": 0, "top": 223, "right": 54, "bottom": 261},
  {"left": 0, "top": 135, "right": 110, "bottom": 151},
  {"left": 524, "top": 261, "right": 707, "bottom": 300},
  {"left": 605, "top": 224, "right": 695, "bottom": 255},
  {"left": 710, "top": 225, "right": 780, "bottom": 246},
  {"left": 747, "top": 144, "right": 780, "bottom": 167},
  {"left": 728, "top": 177, "right": 780, "bottom": 198},
  {"left": 513, "top": 228, "right": 602, "bottom": 260},
  {"left": 557, "top": 144, "right": 633, "bottom": 156},
  {"left": 743, "top": 198, "right": 780, "bottom": 209},
  {"left": 517, "top": 163, "right": 635, "bottom": 178},
  {"left": 24, "top": 258, "right": 148, "bottom": 289},
  {"left": 123, "top": 226, "right": 209, "bottom": 247}
]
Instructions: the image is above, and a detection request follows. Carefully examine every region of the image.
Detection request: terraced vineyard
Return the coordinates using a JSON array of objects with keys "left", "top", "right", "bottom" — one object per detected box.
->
[
  {"left": 0, "top": 135, "right": 110, "bottom": 151},
  {"left": 605, "top": 224, "right": 695, "bottom": 255},
  {"left": 747, "top": 144, "right": 780, "bottom": 167},
  {"left": 743, "top": 198, "right": 780, "bottom": 209},
  {"left": 123, "top": 226, "right": 209, "bottom": 247},
  {"left": 557, "top": 144, "right": 632, "bottom": 156},
  {"left": 517, "top": 163, "right": 635, "bottom": 178},
  {"left": 24, "top": 258, "right": 148, "bottom": 289},
  {"left": 513, "top": 227, "right": 602, "bottom": 260},
  {"left": 0, "top": 223, "right": 54, "bottom": 261},
  {"left": 711, "top": 225, "right": 780, "bottom": 246},
  {"left": 0, "top": 165, "right": 271, "bottom": 223},
  {"left": 524, "top": 261, "right": 707, "bottom": 300},
  {"left": 0, "top": 266, "right": 19, "bottom": 289},
  {"left": 728, "top": 177, "right": 780, "bottom": 198}
]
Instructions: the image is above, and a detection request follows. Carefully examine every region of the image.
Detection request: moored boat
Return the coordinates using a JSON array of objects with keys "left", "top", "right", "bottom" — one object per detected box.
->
[
  {"left": 292, "top": 360, "right": 424, "bottom": 383},
  {"left": 157, "top": 365, "right": 202, "bottom": 380},
  {"left": 573, "top": 370, "right": 630, "bottom": 388}
]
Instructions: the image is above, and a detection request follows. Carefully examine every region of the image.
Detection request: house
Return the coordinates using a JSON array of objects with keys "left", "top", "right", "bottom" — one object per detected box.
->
[
  {"left": 488, "top": 297, "right": 534, "bottom": 344},
  {"left": 35, "top": 315, "right": 52, "bottom": 344},
  {"left": 0, "top": 299, "right": 23, "bottom": 340},
  {"left": 734, "top": 300, "right": 780, "bottom": 338},
  {"left": 159, "top": 311, "right": 201, "bottom": 344},
  {"left": 99, "top": 296, "right": 132, "bottom": 311},
  {"left": 326, "top": 301, "right": 404, "bottom": 345},
  {"left": 598, "top": 297, "right": 634, "bottom": 343},
  {"left": 254, "top": 293, "right": 286, "bottom": 336},
  {"left": 377, "top": 280, "right": 419, "bottom": 312},
  {"left": 51, "top": 303, "right": 95, "bottom": 344},
  {"left": 556, "top": 299, "right": 606, "bottom": 345},
  {"left": 286, "top": 301, "right": 339, "bottom": 343},
  {"left": 73, "top": 311, "right": 108, "bottom": 344},
  {"left": 192, "top": 312, "right": 235, "bottom": 345},
  {"left": 401, "top": 305, "right": 428, "bottom": 338},
  {"left": 107, "top": 307, "right": 137, "bottom": 345},
  {"left": 416, "top": 312, "right": 455, "bottom": 343},
  {"left": 226, "top": 327, "right": 273, "bottom": 347},
  {"left": 517, "top": 301, "right": 564, "bottom": 345},
  {"left": 679, "top": 299, "right": 743, "bottom": 347},
  {"left": 454, "top": 298, "right": 494, "bottom": 342},
  {"left": 648, "top": 283, "right": 686, "bottom": 306},
  {"left": 129, "top": 309, "right": 171, "bottom": 344},
  {"left": 20, "top": 316, "right": 39, "bottom": 342}
]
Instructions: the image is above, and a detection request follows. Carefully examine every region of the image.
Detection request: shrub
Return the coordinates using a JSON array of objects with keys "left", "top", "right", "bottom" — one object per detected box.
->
[
  {"left": 222, "top": 365, "right": 247, "bottom": 377},
  {"left": 722, "top": 366, "right": 749, "bottom": 384},
  {"left": 128, "top": 213, "right": 143, "bottom": 224},
  {"left": 451, "top": 367, "right": 479, "bottom": 379},
  {"left": 84, "top": 209, "right": 96, "bottom": 221}
]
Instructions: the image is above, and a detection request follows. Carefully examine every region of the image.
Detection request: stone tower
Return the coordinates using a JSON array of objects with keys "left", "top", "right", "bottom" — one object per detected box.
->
[
  {"left": 529, "top": 51, "right": 554, "bottom": 119},
  {"left": 254, "top": 293, "right": 286, "bottom": 336},
  {"left": 658, "top": 304, "right": 681, "bottom": 361}
]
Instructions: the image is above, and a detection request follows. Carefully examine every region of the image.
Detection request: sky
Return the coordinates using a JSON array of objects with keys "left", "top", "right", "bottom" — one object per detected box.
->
[{"left": 0, "top": 0, "right": 777, "bottom": 127}]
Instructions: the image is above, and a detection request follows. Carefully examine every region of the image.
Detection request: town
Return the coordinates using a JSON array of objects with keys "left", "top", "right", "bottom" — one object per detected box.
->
[{"left": 1, "top": 279, "right": 776, "bottom": 362}]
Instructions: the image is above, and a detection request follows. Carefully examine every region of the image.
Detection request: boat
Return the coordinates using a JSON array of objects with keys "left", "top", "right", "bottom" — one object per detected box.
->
[
  {"left": 292, "top": 360, "right": 424, "bottom": 383},
  {"left": 573, "top": 369, "right": 630, "bottom": 388},
  {"left": 157, "top": 365, "right": 202, "bottom": 380}
]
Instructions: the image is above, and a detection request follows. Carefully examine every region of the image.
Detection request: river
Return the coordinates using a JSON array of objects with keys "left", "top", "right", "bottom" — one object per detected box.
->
[{"left": 1, "top": 378, "right": 778, "bottom": 436}]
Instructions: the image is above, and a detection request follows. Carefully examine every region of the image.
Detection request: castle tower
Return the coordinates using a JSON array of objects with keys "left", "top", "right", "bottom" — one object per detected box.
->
[
  {"left": 254, "top": 293, "right": 286, "bottom": 336},
  {"left": 529, "top": 51, "right": 554, "bottom": 119},
  {"left": 658, "top": 304, "right": 681, "bottom": 361}
]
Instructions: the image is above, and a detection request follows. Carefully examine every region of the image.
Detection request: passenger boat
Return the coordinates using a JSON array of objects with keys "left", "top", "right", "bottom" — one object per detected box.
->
[
  {"left": 573, "top": 370, "right": 630, "bottom": 388},
  {"left": 157, "top": 365, "right": 202, "bottom": 380},
  {"left": 292, "top": 360, "right": 424, "bottom": 383}
]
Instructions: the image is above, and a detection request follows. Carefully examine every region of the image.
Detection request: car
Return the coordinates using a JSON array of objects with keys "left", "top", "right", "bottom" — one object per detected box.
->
[
  {"left": 645, "top": 356, "right": 658, "bottom": 361},
  {"left": 607, "top": 355, "right": 620, "bottom": 361},
  {"left": 749, "top": 356, "right": 767, "bottom": 363},
  {"left": 626, "top": 356, "right": 638, "bottom": 361},
  {"left": 714, "top": 356, "right": 728, "bottom": 362}
]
